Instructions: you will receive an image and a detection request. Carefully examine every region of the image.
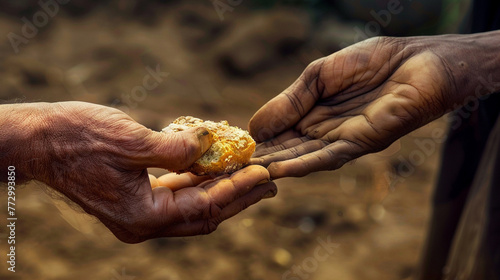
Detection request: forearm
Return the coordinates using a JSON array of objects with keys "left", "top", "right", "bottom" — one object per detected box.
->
[
  {"left": 0, "top": 103, "right": 52, "bottom": 183},
  {"left": 407, "top": 30, "right": 500, "bottom": 107}
]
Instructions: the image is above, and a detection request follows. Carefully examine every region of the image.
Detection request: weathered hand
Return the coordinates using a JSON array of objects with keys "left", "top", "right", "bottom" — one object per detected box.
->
[
  {"left": 147, "top": 167, "right": 275, "bottom": 234},
  {"left": 249, "top": 34, "right": 500, "bottom": 179},
  {"left": 8, "top": 101, "right": 276, "bottom": 243}
]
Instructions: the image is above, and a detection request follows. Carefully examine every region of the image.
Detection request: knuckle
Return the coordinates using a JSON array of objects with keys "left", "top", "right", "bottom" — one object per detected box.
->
[
  {"left": 200, "top": 219, "right": 221, "bottom": 235},
  {"left": 208, "top": 199, "right": 224, "bottom": 218},
  {"left": 303, "top": 58, "right": 325, "bottom": 81},
  {"left": 179, "top": 133, "right": 201, "bottom": 162},
  {"left": 288, "top": 147, "right": 301, "bottom": 157},
  {"left": 162, "top": 131, "right": 201, "bottom": 168},
  {"left": 306, "top": 57, "right": 325, "bottom": 70}
]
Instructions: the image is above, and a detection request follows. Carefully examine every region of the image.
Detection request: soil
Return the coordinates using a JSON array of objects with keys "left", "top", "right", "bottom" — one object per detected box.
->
[{"left": 0, "top": 2, "right": 448, "bottom": 279}]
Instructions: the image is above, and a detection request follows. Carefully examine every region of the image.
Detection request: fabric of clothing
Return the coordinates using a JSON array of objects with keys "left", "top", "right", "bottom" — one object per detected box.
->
[{"left": 418, "top": 0, "right": 500, "bottom": 279}]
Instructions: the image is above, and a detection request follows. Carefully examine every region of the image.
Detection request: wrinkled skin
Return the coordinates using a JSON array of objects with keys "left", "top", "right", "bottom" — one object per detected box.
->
[
  {"left": 249, "top": 35, "right": 488, "bottom": 178},
  {"left": 6, "top": 102, "right": 276, "bottom": 243}
]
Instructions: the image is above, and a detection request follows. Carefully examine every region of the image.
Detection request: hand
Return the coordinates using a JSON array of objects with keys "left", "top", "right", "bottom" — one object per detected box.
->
[
  {"left": 147, "top": 167, "right": 275, "bottom": 234},
  {"left": 7, "top": 102, "right": 276, "bottom": 243},
  {"left": 249, "top": 33, "right": 500, "bottom": 179}
]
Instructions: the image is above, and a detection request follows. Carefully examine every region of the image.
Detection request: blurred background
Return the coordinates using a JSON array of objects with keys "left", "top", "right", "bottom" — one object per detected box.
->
[{"left": 0, "top": 0, "right": 470, "bottom": 279}]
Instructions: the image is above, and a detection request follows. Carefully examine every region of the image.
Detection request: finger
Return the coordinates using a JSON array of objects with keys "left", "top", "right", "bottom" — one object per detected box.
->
[
  {"left": 203, "top": 165, "right": 271, "bottom": 206},
  {"left": 267, "top": 140, "right": 360, "bottom": 179},
  {"left": 103, "top": 167, "right": 272, "bottom": 242},
  {"left": 317, "top": 38, "right": 401, "bottom": 98},
  {"left": 249, "top": 58, "right": 325, "bottom": 142},
  {"left": 252, "top": 139, "right": 328, "bottom": 167},
  {"left": 252, "top": 136, "right": 309, "bottom": 158},
  {"left": 161, "top": 181, "right": 277, "bottom": 237},
  {"left": 136, "top": 127, "right": 214, "bottom": 171},
  {"left": 252, "top": 131, "right": 306, "bottom": 158},
  {"left": 156, "top": 172, "right": 212, "bottom": 191},
  {"left": 256, "top": 129, "right": 303, "bottom": 149},
  {"left": 150, "top": 165, "right": 270, "bottom": 226}
]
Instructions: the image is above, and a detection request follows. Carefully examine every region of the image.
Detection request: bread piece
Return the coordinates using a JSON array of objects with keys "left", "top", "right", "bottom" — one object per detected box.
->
[{"left": 162, "top": 116, "right": 256, "bottom": 176}]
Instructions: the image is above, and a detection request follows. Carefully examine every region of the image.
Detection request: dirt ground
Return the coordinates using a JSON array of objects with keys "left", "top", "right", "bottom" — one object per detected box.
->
[{"left": 0, "top": 2, "right": 453, "bottom": 279}]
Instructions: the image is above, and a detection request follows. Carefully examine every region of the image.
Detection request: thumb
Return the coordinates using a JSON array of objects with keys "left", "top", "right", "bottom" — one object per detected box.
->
[
  {"left": 248, "top": 58, "right": 324, "bottom": 142},
  {"left": 136, "top": 127, "right": 213, "bottom": 171}
]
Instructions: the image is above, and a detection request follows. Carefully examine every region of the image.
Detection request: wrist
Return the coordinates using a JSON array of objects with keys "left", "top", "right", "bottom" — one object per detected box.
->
[
  {"left": 0, "top": 103, "right": 56, "bottom": 183},
  {"left": 406, "top": 31, "right": 500, "bottom": 108}
]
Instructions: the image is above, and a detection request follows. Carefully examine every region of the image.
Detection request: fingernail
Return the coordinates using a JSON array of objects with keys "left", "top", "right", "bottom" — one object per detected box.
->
[
  {"left": 262, "top": 189, "right": 277, "bottom": 199},
  {"left": 197, "top": 127, "right": 213, "bottom": 153}
]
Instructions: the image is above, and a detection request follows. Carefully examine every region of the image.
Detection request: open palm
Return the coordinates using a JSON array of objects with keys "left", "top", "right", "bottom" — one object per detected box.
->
[{"left": 249, "top": 36, "right": 454, "bottom": 178}]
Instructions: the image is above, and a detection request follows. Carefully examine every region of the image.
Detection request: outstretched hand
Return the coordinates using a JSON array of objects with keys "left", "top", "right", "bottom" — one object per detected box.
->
[
  {"left": 9, "top": 102, "right": 276, "bottom": 243},
  {"left": 249, "top": 36, "right": 466, "bottom": 179}
]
